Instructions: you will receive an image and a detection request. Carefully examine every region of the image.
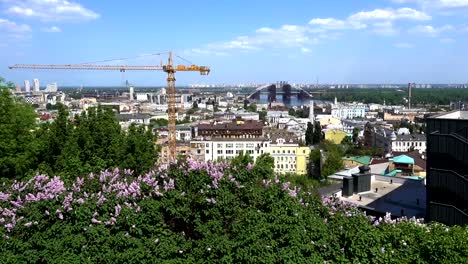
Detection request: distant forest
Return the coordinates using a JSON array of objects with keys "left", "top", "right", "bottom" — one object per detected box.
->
[{"left": 311, "top": 88, "right": 468, "bottom": 106}]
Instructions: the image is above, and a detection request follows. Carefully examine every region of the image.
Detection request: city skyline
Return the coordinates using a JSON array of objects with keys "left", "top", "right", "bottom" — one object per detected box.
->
[{"left": 1, "top": 0, "right": 468, "bottom": 85}]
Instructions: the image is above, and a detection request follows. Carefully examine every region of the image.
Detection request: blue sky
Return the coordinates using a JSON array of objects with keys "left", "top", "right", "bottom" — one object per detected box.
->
[{"left": 1, "top": 0, "right": 468, "bottom": 86}]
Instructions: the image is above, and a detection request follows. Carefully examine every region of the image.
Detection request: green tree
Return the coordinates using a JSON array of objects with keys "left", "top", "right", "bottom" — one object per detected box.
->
[
  {"left": 0, "top": 86, "right": 38, "bottom": 179},
  {"left": 352, "top": 127, "right": 360, "bottom": 144},
  {"left": 258, "top": 110, "right": 267, "bottom": 123},
  {"left": 305, "top": 122, "right": 314, "bottom": 145},
  {"left": 247, "top": 103, "right": 257, "bottom": 112},
  {"left": 312, "top": 121, "right": 322, "bottom": 144}
]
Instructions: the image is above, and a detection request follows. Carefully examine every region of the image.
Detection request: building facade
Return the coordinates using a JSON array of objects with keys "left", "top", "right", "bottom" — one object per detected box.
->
[
  {"left": 33, "top": 79, "right": 40, "bottom": 92},
  {"left": 391, "top": 134, "right": 426, "bottom": 153},
  {"left": 193, "top": 118, "right": 263, "bottom": 139},
  {"left": 190, "top": 138, "right": 270, "bottom": 162},
  {"left": 426, "top": 111, "right": 468, "bottom": 226},
  {"left": 268, "top": 140, "right": 310, "bottom": 175},
  {"left": 331, "top": 99, "right": 366, "bottom": 120}
]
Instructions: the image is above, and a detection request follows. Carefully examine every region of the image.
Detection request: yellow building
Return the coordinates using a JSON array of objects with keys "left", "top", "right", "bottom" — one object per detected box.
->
[
  {"left": 318, "top": 116, "right": 341, "bottom": 127},
  {"left": 267, "top": 137, "right": 310, "bottom": 175},
  {"left": 324, "top": 129, "right": 348, "bottom": 144}
]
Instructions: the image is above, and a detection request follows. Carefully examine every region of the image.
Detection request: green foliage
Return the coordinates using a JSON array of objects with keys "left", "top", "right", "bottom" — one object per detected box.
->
[
  {"left": 151, "top": 118, "right": 168, "bottom": 127},
  {"left": 246, "top": 103, "right": 257, "bottom": 112},
  {"left": 305, "top": 122, "right": 314, "bottom": 146},
  {"left": 0, "top": 82, "right": 158, "bottom": 180},
  {"left": 314, "top": 87, "right": 468, "bottom": 106},
  {"left": 258, "top": 110, "right": 267, "bottom": 123},
  {"left": 0, "top": 87, "right": 38, "bottom": 179},
  {"left": 0, "top": 159, "right": 466, "bottom": 263},
  {"left": 318, "top": 141, "right": 345, "bottom": 178},
  {"left": 308, "top": 148, "right": 321, "bottom": 179},
  {"left": 313, "top": 121, "right": 322, "bottom": 144},
  {"left": 288, "top": 107, "right": 309, "bottom": 118}
]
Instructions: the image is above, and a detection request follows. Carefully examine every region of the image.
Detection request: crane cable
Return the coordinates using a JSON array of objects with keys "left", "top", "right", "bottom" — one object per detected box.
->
[{"left": 75, "top": 52, "right": 167, "bottom": 65}]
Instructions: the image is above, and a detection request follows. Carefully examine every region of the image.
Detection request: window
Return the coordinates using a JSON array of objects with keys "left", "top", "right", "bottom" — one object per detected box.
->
[
  {"left": 217, "top": 150, "right": 223, "bottom": 154},
  {"left": 197, "top": 150, "right": 201, "bottom": 154},
  {"left": 283, "top": 150, "right": 285, "bottom": 154},
  {"left": 206, "top": 150, "right": 209, "bottom": 154},
  {"left": 288, "top": 150, "right": 290, "bottom": 154},
  {"left": 217, "top": 143, "right": 223, "bottom": 148},
  {"left": 303, "top": 150, "right": 306, "bottom": 154},
  {"left": 246, "top": 143, "right": 255, "bottom": 148},
  {"left": 236, "top": 143, "right": 244, "bottom": 148},
  {"left": 226, "top": 150, "right": 234, "bottom": 154},
  {"left": 236, "top": 150, "right": 241, "bottom": 154},
  {"left": 206, "top": 143, "right": 209, "bottom": 147},
  {"left": 226, "top": 143, "right": 234, "bottom": 148}
]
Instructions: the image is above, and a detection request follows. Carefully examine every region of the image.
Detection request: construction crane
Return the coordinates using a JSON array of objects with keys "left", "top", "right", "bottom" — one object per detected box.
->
[{"left": 9, "top": 51, "right": 210, "bottom": 162}]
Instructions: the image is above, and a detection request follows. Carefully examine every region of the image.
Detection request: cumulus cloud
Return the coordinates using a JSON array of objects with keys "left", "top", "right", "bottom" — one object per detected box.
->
[
  {"left": 186, "top": 24, "right": 322, "bottom": 56},
  {"left": 184, "top": 5, "right": 453, "bottom": 55},
  {"left": 349, "top": 7, "right": 431, "bottom": 21},
  {"left": 42, "top": 26, "right": 61, "bottom": 32},
  {"left": 409, "top": 24, "right": 454, "bottom": 36},
  {"left": 392, "top": 0, "right": 468, "bottom": 13},
  {"left": 0, "top": 17, "right": 31, "bottom": 33},
  {"left": 4, "top": 0, "right": 99, "bottom": 22},
  {"left": 309, "top": 18, "right": 366, "bottom": 30}
]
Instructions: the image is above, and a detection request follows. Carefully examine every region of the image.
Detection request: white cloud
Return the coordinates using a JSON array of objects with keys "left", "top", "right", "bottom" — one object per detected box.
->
[
  {"left": 349, "top": 7, "right": 431, "bottom": 21},
  {"left": 309, "top": 18, "right": 366, "bottom": 30},
  {"left": 409, "top": 24, "right": 454, "bottom": 36},
  {"left": 372, "top": 21, "right": 400, "bottom": 36},
  {"left": 394, "top": 42, "right": 414, "bottom": 48},
  {"left": 440, "top": 37, "right": 456, "bottom": 43},
  {"left": 392, "top": 0, "right": 468, "bottom": 13},
  {"left": 42, "top": 25, "right": 61, "bottom": 32},
  {"left": 0, "top": 18, "right": 31, "bottom": 33},
  {"left": 4, "top": 0, "right": 99, "bottom": 22},
  {"left": 301, "top": 47, "right": 311, "bottom": 53},
  {"left": 187, "top": 24, "right": 321, "bottom": 56}
]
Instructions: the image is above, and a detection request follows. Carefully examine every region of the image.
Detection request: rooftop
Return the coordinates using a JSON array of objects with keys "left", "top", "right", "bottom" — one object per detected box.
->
[
  {"left": 197, "top": 119, "right": 263, "bottom": 131},
  {"left": 390, "top": 155, "right": 414, "bottom": 165},
  {"left": 340, "top": 177, "right": 426, "bottom": 218},
  {"left": 396, "top": 134, "right": 426, "bottom": 141},
  {"left": 434, "top": 111, "right": 468, "bottom": 120},
  {"left": 343, "top": 156, "right": 372, "bottom": 166}
]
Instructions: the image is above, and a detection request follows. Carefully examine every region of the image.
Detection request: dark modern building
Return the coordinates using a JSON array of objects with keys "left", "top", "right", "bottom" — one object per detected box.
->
[{"left": 426, "top": 111, "right": 468, "bottom": 225}]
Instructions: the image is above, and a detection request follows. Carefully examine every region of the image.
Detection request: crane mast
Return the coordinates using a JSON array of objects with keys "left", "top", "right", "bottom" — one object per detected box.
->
[{"left": 9, "top": 52, "right": 210, "bottom": 162}]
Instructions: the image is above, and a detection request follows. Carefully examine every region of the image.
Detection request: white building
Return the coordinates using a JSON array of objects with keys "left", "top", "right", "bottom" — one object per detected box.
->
[
  {"left": 391, "top": 134, "right": 426, "bottom": 153},
  {"left": 33, "top": 79, "right": 40, "bottom": 92},
  {"left": 190, "top": 138, "right": 270, "bottom": 162},
  {"left": 24, "top": 80, "right": 30, "bottom": 93},
  {"left": 129, "top": 86, "right": 134, "bottom": 101},
  {"left": 331, "top": 98, "right": 366, "bottom": 120},
  {"left": 267, "top": 110, "right": 289, "bottom": 124},
  {"left": 45, "top": 82, "right": 58, "bottom": 93}
]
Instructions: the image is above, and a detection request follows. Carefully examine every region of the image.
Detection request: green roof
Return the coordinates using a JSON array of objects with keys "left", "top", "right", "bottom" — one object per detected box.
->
[
  {"left": 390, "top": 155, "right": 414, "bottom": 165},
  {"left": 342, "top": 156, "right": 372, "bottom": 166},
  {"left": 386, "top": 169, "right": 402, "bottom": 177}
]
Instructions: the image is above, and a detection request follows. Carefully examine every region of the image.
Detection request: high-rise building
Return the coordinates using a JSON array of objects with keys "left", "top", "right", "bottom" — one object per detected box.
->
[
  {"left": 426, "top": 111, "right": 468, "bottom": 225},
  {"left": 33, "top": 79, "right": 40, "bottom": 92},
  {"left": 129, "top": 86, "right": 134, "bottom": 101},
  {"left": 24, "top": 80, "right": 30, "bottom": 92},
  {"left": 46, "top": 82, "right": 58, "bottom": 93}
]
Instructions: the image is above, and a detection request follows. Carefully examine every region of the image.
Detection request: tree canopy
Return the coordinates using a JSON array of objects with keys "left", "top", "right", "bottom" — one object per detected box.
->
[
  {"left": 0, "top": 83, "right": 158, "bottom": 181},
  {"left": 0, "top": 157, "right": 466, "bottom": 263}
]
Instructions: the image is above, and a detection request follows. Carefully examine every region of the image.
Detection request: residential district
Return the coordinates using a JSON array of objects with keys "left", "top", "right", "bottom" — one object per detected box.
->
[{"left": 10, "top": 80, "right": 468, "bottom": 226}]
